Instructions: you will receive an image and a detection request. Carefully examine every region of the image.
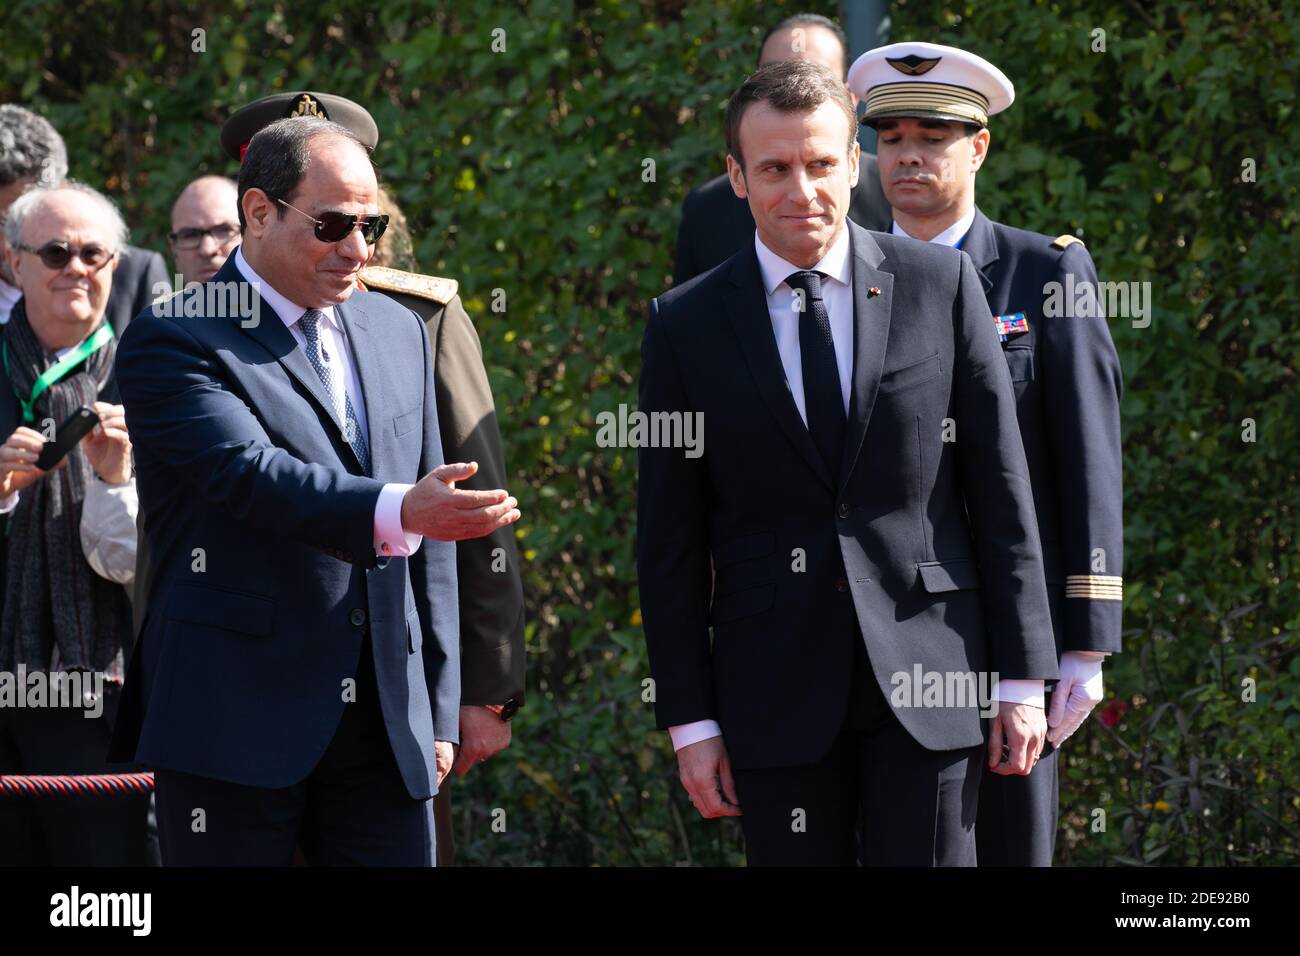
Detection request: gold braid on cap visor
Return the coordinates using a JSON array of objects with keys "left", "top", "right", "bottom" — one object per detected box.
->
[{"left": 863, "top": 81, "right": 991, "bottom": 126}]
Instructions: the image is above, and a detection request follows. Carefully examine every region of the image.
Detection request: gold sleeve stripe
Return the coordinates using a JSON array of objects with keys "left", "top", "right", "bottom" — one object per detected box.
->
[
  {"left": 1066, "top": 574, "right": 1122, "bottom": 586},
  {"left": 1065, "top": 573, "right": 1123, "bottom": 600}
]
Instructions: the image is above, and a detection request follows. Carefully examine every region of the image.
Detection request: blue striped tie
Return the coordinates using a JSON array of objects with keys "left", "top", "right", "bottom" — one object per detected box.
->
[{"left": 299, "top": 308, "right": 371, "bottom": 474}]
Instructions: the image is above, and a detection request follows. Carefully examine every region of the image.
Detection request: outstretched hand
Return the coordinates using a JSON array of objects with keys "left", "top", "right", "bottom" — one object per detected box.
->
[{"left": 399, "top": 461, "right": 521, "bottom": 541}]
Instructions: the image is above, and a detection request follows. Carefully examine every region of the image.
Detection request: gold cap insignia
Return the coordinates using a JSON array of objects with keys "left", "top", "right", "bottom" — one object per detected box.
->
[
  {"left": 886, "top": 55, "right": 942, "bottom": 76},
  {"left": 288, "top": 93, "right": 327, "bottom": 120}
]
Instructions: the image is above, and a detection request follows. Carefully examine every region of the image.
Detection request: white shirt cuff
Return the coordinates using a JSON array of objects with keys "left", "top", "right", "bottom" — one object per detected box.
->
[
  {"left": 668, "top": 720, "right": 722, "bottom": 751},
  {"left": 80, "top": 477, "right": 139, "bottom": 585},
  {"left": 374, "top": 483, "right": 422, "bottom": 558},
  {"left": 0, "top": 490, "right": 17, "bottom": 514},
  {"left": 992, "top": 679, "right": 1045, "bottom": 707}
]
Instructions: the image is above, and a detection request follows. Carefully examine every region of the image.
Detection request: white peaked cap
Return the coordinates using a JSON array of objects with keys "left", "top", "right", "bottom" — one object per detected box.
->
[{"left": 847, "top": 41, "right": 1015, "bottom": 128}]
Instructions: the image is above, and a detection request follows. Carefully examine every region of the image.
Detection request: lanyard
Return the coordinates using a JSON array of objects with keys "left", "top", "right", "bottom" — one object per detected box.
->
[{"left": 2, "top": 322, "right": 115, "bottom": 424}]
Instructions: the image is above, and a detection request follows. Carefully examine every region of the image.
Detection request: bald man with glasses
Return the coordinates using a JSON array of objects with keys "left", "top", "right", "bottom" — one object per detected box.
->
[{"left": 167, "top": 176, "right": 240, "bottom": 286}]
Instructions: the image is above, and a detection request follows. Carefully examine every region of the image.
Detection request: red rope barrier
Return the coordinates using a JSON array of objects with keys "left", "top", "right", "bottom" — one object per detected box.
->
[{"left": 0, "top": 772, "right": 154, "bottom": 796}]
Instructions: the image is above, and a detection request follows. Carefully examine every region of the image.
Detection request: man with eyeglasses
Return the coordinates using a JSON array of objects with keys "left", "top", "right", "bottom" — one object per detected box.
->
[
  {"left": 167, "top": 176, "right": 240, "bottom": 286},
  {"left": 110, "top": 115, "right": 521, "bottom": 866}
]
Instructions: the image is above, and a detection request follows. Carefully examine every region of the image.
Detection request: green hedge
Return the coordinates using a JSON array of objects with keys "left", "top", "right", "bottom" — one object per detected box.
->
[{"left": 3, "top": 0, "right": 1294, "bottom": 864}]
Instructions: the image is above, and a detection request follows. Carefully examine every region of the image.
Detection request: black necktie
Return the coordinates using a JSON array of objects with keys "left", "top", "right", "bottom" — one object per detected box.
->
[{"left": 786, "top": 270, "right": 845, "bottom": 477}]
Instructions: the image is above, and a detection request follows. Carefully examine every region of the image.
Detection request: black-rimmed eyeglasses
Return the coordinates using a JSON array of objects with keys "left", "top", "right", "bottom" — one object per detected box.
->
[{"left": 169, "top": 223, "right": 240, "bottom": 250}]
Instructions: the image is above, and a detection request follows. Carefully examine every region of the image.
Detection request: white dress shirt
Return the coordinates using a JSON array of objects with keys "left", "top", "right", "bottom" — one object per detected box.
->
[
  {"left": 754, "top": 227, "right": 855, "bottom": 422},
  {"left": 81, "top": 475, "right": 139, "bottom": 585},
  {"left": 890, "top": 206, "right": 977, "bottom": 247},
  {"left": 668, "top": 223, "right": 1081, "bottom": 752},
  {"left": 0, "top": 277, "right": 21, "bottom": 325},
  {"left": 234, "top": 248, "right": 420, "bottom": 559}
]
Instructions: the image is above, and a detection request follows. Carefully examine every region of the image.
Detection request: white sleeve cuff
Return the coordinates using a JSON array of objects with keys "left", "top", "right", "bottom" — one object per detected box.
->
[
  {"left": 668, "top": 720, "right": 722, "bottom": 751},
  {"left": 992, "top": 678, "right": 1045, "bottom": 707},
  {"left": 0, "top": 490, "right": 17, "bottom": 514},
  {"left": 374, "top": 483, "right": 422, "bottom": 558},
  {"left": 79, "top": 478, "right": 139, "bottom": 585}
]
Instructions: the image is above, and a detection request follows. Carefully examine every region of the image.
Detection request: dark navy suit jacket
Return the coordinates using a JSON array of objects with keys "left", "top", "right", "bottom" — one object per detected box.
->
[
  {"left": 638, "top": 221, "right": 1058, "bottom": 770},
  {"left": 108, "top": 254, "right": 458, "bottom": 801},
  {"left": 962, "top": 208, "right": 1124, "bottom": 655}
]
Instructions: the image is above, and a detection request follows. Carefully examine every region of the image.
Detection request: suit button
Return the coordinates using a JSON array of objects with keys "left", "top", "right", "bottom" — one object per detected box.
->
[
  {"left": 834, "top": 577, "right": 849, "bottom": 592},
  {"left": 349, "top": 609, "right": 366, "bottom": 627},
  {"left": 837, "top": 502, "right": 851, "bottom": 519}
]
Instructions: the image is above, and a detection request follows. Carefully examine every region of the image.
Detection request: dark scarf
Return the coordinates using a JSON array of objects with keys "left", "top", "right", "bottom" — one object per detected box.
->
[{"left": 0, "top": 299, "right": 130, "bottom": 675}]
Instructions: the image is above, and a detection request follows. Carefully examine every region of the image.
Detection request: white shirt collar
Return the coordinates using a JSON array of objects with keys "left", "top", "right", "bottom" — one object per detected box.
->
[
  {"left": 891, "top": 206, "right": 977, "bottom": 248},
  {"left": 754, "top": 225, "right": 852, "bottom": 296},
  {"left": 234, "top": 246, "right": 339, "bottom": 331},
  {"left": 0, "top": 277, "right": 21, "bottom": 319}
]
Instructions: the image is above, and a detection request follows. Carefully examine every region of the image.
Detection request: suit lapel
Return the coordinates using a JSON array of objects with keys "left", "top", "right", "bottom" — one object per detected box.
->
[
  {"left": 726, "top": 242, "right": 835, "bottom": 491},
  {"left": 961, "top": 207, "right": 999, "bottom": 297},
  {"left": 840, "top": 222, "right": 893, "bottom": 488},
  {"left": 334, "top": 297, "right": 387, "bottom": 478},
  {"left": 223, "top": 257, "right": 357, "bottom": 461}
]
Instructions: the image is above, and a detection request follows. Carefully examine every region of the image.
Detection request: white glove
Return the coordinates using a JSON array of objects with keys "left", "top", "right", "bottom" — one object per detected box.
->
[{"left": 1046, "top": 651, "right": 1106, "bottom": 747}]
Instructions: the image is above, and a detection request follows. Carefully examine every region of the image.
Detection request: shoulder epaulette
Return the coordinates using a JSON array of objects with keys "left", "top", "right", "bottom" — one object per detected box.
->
[
  {"left": 359, "top": 265, "right": 458, "bottom": 305},
  {"left": 1051, "top": 234, "right": 1085, "bottom": 250}
]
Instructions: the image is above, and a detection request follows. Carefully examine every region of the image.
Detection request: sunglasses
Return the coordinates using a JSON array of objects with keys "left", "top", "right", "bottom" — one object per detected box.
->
[
  {"left": 275, "top": 198, "right": 389, "bottom": 245},
  {"left": 169, "top": 223, "right": 240, "bottom": 250},
  {"left": 13, "top": 240, "right": 116, "bottom": 272}
]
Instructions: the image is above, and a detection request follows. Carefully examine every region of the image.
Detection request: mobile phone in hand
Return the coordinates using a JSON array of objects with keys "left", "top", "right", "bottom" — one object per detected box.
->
[{"left": 35, "top": 406, "right": 100, "bottom": 471}]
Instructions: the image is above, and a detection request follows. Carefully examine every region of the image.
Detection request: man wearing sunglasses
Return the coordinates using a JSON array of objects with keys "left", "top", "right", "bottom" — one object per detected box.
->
[
  {"left": 212, "top": 91, "right": 527, "bottom": 866},
  {"left": 0, "top": 105, "right": 168, "bottom": 335},
  {"left": 110, "top": 116, "right": 521, "bottom": 866},
  {"left": 167, "top": 176, "right": 240, "bottom": 286},
  {"left": 0, "top": 181, "right": 152, "bottom": 865}
]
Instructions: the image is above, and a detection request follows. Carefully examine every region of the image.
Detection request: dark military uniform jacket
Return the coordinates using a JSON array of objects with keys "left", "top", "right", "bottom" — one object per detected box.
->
[{"left": 961, "top": 207, "right": 1123, "bottom": 655}]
